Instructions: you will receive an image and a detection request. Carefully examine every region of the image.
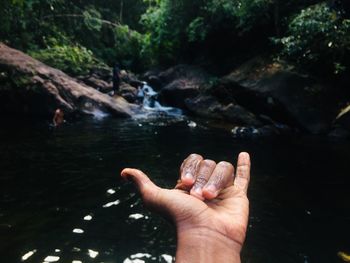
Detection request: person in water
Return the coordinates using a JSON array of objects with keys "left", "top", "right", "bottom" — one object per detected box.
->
[
  {"left": 121, "top": 152, "right": 251, "bottom": 263},
  {"left": 112, "top": 63, "right": 121, "bottom": 95},
  {"left": 53, "top": 108, "right": 64, "bottom": 127}
]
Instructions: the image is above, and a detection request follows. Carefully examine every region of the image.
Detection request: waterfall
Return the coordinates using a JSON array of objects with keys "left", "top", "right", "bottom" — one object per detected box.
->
[{"left": 137, "top": 82, "right": 182, "bottom": 117}]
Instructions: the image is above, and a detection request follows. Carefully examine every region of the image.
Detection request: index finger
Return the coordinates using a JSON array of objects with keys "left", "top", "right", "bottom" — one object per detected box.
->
[{"left": 233, "top": 152, "right": 251, "bottom": 193}]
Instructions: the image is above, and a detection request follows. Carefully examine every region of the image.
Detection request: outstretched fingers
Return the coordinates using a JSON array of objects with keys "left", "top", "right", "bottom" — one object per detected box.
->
[{"left": 233, "top": 152, "right": 251, "bottom": 193}]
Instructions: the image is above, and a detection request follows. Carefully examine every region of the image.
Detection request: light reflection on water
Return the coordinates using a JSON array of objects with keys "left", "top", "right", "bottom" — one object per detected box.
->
[{"left": 0, "top": 116, "right": 350, "bottom": 263}]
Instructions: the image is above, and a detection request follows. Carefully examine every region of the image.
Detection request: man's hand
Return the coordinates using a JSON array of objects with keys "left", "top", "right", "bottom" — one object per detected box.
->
[{"left": 121, "top": 152, "right": 251, "bottom": 263}]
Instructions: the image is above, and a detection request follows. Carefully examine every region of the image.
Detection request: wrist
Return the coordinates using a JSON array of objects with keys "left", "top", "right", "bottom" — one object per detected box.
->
[{"left": 176, "top": 227, "right": 241, "bottom": 263}]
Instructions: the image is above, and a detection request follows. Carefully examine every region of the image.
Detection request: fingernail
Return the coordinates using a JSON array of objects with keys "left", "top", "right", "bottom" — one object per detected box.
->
[
  {"left": 205, "top": 185, "right": 216, "bottom": 194},
  {"left": 193, "top": 186, "right": 202, "bottom": 195},
  {"left": 184, "top": 172, "right": 193, "bottom": 180}
]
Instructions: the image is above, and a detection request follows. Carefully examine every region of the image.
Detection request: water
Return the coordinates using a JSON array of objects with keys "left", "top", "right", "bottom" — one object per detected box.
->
[
  {"left": 135, "top": 84, "right": 182, "bottom": 118},
  {"left": 0, "top": 117, "right": 350, "bottom": 263}
]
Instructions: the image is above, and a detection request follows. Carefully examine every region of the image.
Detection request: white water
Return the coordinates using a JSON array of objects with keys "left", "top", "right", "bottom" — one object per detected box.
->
[
  {"left": 83, "top": 83, "right": 182, "bottom": 120},
  {"left": 134, "top": 83, "right": 183, "bottom": 118}
]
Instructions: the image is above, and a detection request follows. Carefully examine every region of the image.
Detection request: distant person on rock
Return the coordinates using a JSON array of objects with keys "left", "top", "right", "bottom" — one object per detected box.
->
[
  {"left": 112, "top": 63, "right": 121, "bottom": 96},
  {"left": 53, "top": 108, "right": 64, "bottom": 127}
]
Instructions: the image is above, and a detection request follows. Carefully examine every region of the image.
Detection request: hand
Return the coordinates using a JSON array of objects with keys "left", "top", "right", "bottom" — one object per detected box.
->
[{"left": 121, "top": 152, "right": 251, "bottom": 263}]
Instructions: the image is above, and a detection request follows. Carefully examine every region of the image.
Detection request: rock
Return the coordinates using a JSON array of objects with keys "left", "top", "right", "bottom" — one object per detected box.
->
[
  {"left": 120, "top": 70, "right": 143, "bottom": 88},
  {"left": 118, "top": 83, "right": 138, "bottom": 103},
  {"left": 147, "top": 75, "right": 162, "bottom": 91},
  {"left": 157, "top": 64, "right": 210, "bottom": 108},
  {"left": 160, "top": 79, "right": 201, "bottom": 108},
  {"left": 0, "top": 43, "right": 138, "bottom": 118},
  {"left": 185, "top": 95, "right": 262, "bottom": 126},
  {"left": 158, "top": 64, "right": 209, "bottom": 85},
  {"left": 142, "top": 69, "right": 163, "bottom": 90},
  {"left": 212, "top": 57, "right": 339, "bottom": 134},
  {"left": 230, "top": 124, "right": 292, "bottom": 138},
  {"left": 89, "top": 67, "right": 112, "bottom": 82},
  {"left": 78, "top": 75, "right": 112, "bottom": 93}
]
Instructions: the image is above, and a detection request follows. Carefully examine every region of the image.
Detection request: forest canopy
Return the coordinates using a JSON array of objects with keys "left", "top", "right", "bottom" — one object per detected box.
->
[{"left": 1, "top": 0, "right": 349, "bottom": 77}]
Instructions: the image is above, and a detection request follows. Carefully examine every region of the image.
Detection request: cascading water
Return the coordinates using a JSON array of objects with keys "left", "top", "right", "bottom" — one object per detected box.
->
[
  {"left": 82, "top": 82, "right": 182, "bottom": 120},
  {"left": 136, "top": 82, "right": 182, "bottom": 117}
]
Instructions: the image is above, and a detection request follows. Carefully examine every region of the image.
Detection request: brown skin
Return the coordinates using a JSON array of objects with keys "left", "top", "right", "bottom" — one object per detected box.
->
[
  {"left": 53, "top": 109, "right": 64, "bottom": 127},
  {"left": 121, "top": 152, "right": 251, "bottom": 263}
]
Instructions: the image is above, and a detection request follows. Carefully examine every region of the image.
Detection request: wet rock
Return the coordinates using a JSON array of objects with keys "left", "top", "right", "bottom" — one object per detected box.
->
[
  {"left": 212, "top": 57, "right": 339, "bottom": 134},
  {"left": 160, "top": 79, "right": 201, "bottom": 108},
  {"left": 120, "top": 70, "right": 143, "bottom": 88},
  {"left": 185, "top": 95, "right": 262, "bottom": 126},
  {"left": 231, "top": 124, "right": 293, "bottom": 138},
  {"left": 78, "top": 75, "right": 112, "bottom": 93},
  {"left": 118, "top": 83, "right": 138, "bottom": 103},
  {"left": 142, "top": 69, "right": 163, "bottom": 90},
  {"left": 147, "top": 64, "right": 210, "bottom": 108},
  {"left": 89, "top": 67, "right": 112, "bottom": 82}
]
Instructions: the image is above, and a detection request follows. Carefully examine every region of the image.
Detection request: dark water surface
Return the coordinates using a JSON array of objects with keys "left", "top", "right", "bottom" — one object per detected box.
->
[{"left": 0, "top": 117, "right": 350, "bottom": 263}]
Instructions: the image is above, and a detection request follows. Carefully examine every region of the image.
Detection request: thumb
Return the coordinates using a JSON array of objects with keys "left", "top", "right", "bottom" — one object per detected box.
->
[{"left": 121, "top": 168, "right": 161, "bottom": 206}]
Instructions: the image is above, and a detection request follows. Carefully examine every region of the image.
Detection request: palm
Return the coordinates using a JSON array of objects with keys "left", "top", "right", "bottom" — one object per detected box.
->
[{"left": 158, "top": 185, "right": 249, "bottom": 245}]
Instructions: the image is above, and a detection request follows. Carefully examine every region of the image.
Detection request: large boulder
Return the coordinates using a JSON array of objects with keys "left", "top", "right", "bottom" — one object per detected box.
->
[
  {"left": 185, "top": 95, "right": 263, "bottom": 126},
  {"left": 160, "top": 79, "right": 202, "bottom": 109},
  {"left": 0, "top": 43, "right": 138, "bottom": 118},
  {"left": 150, "top": 64, "right": 211, "bottom": 108},
  {"left": 211, "top": 57, "right": 339, "bottom": 134}
]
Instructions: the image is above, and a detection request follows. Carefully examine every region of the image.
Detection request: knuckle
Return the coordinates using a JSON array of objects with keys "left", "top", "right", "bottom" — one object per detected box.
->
[
  {"left": 237, "top": 166, "right": 249, "bottom": 176},
  {"left": 188, "top": 153, "right": 202, "bottom": 160},
  {"left": 194, "top": 176, "right": 208, "bottom": 187},
  {"left": 218, "top": 161, "right": 234, "bottom": 169},
  {"left": 200, "top": 159, "right": 216, "bottom": 168}
]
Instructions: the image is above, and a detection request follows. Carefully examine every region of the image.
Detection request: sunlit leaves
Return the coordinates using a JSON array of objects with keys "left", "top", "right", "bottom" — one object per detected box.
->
[
  {"left": 83, "top": 7, "right": 103, "bottom": 32},
  {"left": 30, "top": 43, "right": 104, "bottom": 75}
]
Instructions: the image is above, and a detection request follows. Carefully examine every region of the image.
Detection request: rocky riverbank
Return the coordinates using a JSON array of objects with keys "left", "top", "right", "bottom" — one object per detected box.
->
[
  {"left": 1, "top": 43, "right": 350, "bottom": 138},
  {"left": 143, "top": 58, "right": 350, "bottom": 138},
  {"left": 0, "top": 43, "right": 139, "bottom": 118}
]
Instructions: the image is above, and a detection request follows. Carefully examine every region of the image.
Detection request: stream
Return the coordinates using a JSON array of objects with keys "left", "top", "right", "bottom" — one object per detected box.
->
[{"left": 0, "top": 109, "right": 350, "bottom": 262}]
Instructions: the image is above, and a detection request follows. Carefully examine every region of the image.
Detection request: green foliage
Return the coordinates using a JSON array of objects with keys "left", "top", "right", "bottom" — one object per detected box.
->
[
  {"left": 140, "top": 0, "right": 273, "bottom": 64},
  {"left": 83, "top": 7, "right": 103, "bottom": 31},
  {"left": 140, "top": 0, "right": 191, "bottom": 64},
  {"left": 2, "top": 0, "right": 350, "bottom": 78},
  {"left": 205, "top": 0, "right": 271, "bottom": 31},
  {"left": 187, "top": 17, "right": 207, "bottom": 42},
  {"left": 0, "top": 0, "right": 149, "bottom": 72},
  {"left": 276, "top": 3, "right": 350, "bottom": 75},
  {"left": 30, "top": 40, "right": 104, "bottom": 75}
]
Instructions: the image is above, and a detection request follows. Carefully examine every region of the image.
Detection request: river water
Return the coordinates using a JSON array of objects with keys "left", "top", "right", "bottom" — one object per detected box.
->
[{"left": 0, "top": 116, "right": 350, "bottom": 263}]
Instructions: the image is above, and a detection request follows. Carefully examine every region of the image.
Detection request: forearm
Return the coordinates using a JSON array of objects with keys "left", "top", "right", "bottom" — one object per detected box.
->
[{"left": 176, "top": 227, "right": 241, "bottom": 263}]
